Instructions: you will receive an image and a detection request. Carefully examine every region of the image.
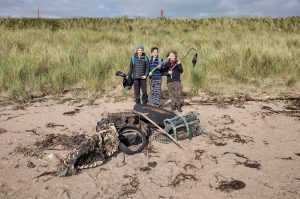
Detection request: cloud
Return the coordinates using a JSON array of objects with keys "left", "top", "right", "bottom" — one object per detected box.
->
[
  {"left": 98, "top": 4, "right": 110, "bottom": 11},
  {"left": 0, "top": 0, "right": 299, "bottom": 18}
]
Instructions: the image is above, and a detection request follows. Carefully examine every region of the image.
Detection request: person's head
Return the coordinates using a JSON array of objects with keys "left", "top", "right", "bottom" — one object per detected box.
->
[
  {"left": 151, "top": 47, "right": 159, "bottom": 58},
  {"left": 135, "top": 44, "right": 144, "bottom": 56},
  {"left": 166, "top": 50, "right": 178, "bottom": 62}
]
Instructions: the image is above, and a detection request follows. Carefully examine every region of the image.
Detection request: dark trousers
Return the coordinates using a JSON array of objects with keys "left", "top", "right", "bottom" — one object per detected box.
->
[
  {"left": 133, "top": 79, "right": 148, "bottom": 104},
  {"left": 167, "top": 81, "right": 182, "bottom": 107}
]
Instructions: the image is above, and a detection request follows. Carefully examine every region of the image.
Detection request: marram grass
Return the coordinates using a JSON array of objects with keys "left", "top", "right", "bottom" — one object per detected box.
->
[{"left": 0, "top": 17, "right": 299, "bottom": 101}]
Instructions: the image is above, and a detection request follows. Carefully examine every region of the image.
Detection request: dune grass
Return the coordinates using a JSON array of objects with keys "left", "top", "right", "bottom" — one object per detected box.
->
[{"left": 0, "top": 17, "right": 299, "bottom": 101}]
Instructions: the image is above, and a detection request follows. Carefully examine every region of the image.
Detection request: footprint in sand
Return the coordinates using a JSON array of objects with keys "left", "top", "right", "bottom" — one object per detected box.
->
[
  {"left": 208, "top": 115, "right": 235, "bottom": 127},
  {"left": 183, "top": 164, "right": 198, "bottom": 171},
  {"left": 119, "top": 176, "right": 139, "bottom": 197},
  {"left": 0, "top": 182, "right": 17, "bottom": 197},
  {"left": 171, "top": 173, "right": 199, "bottom": 187},
  {"left": 222, "top": 152, "right": 261, "bottom": 169}
]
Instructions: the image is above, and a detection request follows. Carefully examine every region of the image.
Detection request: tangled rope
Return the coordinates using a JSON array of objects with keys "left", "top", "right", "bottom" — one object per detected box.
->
[{"left": 59, "top": 123, "right": 119, "bottom": 176}]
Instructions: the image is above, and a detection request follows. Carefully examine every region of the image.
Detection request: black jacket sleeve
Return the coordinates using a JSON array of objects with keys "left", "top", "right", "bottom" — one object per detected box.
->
[
  {"left": 177, "top": 63, "right": 183, "bottom": 73},
  {"left": 145, "top": 58, "right": 150, "bottom": 76},
  {"left": 162, "top": 62, "right": 170, "bottom": 76},
  {"left": 127, "top": 59, "right": 133, "bottom": 77}
]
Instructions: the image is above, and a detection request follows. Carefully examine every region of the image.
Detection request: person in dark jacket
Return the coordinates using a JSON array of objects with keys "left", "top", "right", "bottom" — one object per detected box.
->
[
  {"left": 164, "top": 50, "right": 183, "bottom": 112},
  {"left": 127, "top": 44, "right": 150, "bottom": 104},
  {"left": 149, "top": 47, "right": 164, "bottom": 107}
]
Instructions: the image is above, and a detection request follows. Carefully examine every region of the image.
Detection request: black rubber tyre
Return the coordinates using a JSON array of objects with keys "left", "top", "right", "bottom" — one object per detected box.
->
[{"left": 118, "top": 125, "right": 147, "bottom": 155}]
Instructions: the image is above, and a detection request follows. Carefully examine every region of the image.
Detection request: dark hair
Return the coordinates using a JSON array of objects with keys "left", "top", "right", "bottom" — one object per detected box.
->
[
  {"left": 151, "top": 47, "right": 159, "bottom": 53},
  {"left": 166, "top": 50, "right": 178, "bottom": 60}
]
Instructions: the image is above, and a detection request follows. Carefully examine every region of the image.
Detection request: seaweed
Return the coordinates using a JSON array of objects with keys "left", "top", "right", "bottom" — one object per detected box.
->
[
  {"left": 216, "top": 180, "right": 246, "bottom": 192},
  {"left": 0, "top": 128, "right": 7, "bottom": 134},
  {"left": 63, "top": 109, "right": 80, "bottom": 116},
  {"left": 14, "top": 146, "right": 43, "bottom": 158},
  {"left": 34, "top": 134, "right": 86, "bottom": 150},
  {"left": 195, "top": 149, "right": 205, "bottom": 160},
  {"left": 139, "top": 161, "right": 157, "bottom": 172},
  {"left": 45, "top": 123, "right": 64, "bottom": 128}
]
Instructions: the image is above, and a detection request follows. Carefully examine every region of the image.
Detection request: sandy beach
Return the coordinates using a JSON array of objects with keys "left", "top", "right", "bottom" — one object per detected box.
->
[{"left": 0, "top": 96, "right": 299, "bottom": 199}]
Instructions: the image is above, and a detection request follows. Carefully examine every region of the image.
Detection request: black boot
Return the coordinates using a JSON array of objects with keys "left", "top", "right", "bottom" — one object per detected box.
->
[{"left": 177, "top": 104, "right": 182, "bottom": 112}]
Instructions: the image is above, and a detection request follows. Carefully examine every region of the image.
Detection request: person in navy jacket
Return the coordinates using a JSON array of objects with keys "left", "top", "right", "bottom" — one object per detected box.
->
[{"left": 148, "top": 47, "right": 165, "bottom": 107}]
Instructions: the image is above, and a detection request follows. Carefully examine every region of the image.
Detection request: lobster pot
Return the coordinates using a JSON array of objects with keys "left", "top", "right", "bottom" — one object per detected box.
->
[{"left": 163, "top": 112, "right": 203, "bottom": 141}]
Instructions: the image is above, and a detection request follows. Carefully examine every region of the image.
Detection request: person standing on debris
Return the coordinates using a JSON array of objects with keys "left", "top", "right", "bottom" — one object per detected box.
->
[
  {"left": 149, "top": 47, "right": 164, "bottom": 107},
  {"left": 164, "top": 50, "right": 183, "bottom": 112},
  {"left": 127, "top": 44, "right": 150, "bottom": 104}
]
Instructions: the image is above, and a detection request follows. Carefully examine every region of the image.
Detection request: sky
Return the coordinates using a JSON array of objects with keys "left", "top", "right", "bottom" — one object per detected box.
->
[{"left": 0, "top": 0, "right": 299, "bottom": 18}]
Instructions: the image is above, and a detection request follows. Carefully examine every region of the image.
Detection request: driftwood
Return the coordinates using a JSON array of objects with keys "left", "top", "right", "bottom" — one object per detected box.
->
[{"left": 133, "top": 110, "right": 186, "bottom": 150}]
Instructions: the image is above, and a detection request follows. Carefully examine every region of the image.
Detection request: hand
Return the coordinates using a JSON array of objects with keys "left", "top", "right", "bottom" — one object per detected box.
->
[
  {"left": 156, "top": 65, "right": 161, "bottom": 69},
  {"left": 126, "top": 76, "right": 129, "bottom": 79},
  {"left": 149, "top": 72, "right": 153, "bottom": 76},
  {"left": 141, "top": 76, "right": 146, "bottom": 79},
  {"left": 177, "top": 60, "right": 181, "bottom": 64},
  {"left": 168, "top": 71, "right": 172, "bottom": 75}
]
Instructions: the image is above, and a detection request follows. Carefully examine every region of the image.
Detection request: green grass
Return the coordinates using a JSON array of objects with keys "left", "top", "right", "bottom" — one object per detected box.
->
[{"left": 0, "top": 17, "right": 299, "bottom": 101}]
